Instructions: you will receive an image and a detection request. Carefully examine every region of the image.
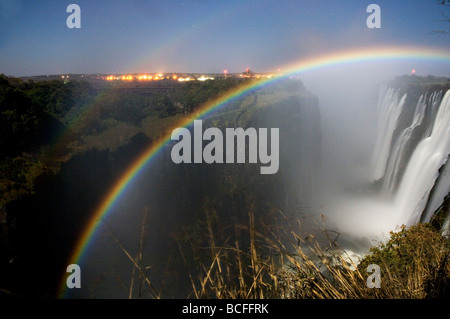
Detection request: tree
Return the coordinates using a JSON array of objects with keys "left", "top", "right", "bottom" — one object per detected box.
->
[
  {"left": 0, "top": 75, "right": 67, "bottom": 157},
  {"left": 26, "top": 80, "right": 93, "bottom": 118},
  {"left": 432, "top": 0, "right": 450, "bottom": 34},
  {"left": 149, "top": 93, "right": 177, "bottom": 117},
  {"left": 0, "top": 82, "right": 42, "bottom": 156},
  {"left": 358, "top": 223, "right": 450, "bottom": 298}
]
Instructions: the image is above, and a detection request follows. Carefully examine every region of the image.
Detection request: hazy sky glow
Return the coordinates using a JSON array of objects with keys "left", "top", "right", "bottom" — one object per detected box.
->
[{"left": 0, "top": 0, "right": 449, "bottom": 76}]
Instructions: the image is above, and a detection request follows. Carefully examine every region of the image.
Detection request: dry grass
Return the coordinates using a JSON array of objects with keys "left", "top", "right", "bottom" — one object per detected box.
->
[
  {"left": 176, "top": 209, "right": 450, "bottom": 299},
  {"left": 106, "top": 206, "right": 450, "bottom": 299},
  {"left": 103, "top": 207, "right": 161, "bottom": 299}
]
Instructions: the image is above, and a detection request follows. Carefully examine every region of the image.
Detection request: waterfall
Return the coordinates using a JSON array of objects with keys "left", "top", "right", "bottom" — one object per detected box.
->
[
  {"left": 381, "top": 91, "right": 443, "bottom": 195},
  {"left": 371, "top": 87, "right": 450, "bottom": 226},
  {"left": 371, "top": 86, "right": 407, "bottom": 181}
]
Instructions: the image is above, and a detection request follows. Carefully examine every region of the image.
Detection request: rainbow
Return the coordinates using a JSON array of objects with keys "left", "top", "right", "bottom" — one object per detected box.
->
[{"left": 59, "top": 46, "right": 450, "bottom": 298}]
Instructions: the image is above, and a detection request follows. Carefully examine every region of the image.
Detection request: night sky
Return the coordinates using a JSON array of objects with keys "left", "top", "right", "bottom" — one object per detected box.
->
[{"left": 0, "top": 0, "right": 449, "bottom": 76}]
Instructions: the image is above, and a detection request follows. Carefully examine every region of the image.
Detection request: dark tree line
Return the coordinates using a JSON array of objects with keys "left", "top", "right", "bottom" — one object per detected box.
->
[
  {"left": 174, "top": 77, "right": 247, "bottom": 113},
  {"left": 0, "top": 75, "right": 56, "bottom": 157}
]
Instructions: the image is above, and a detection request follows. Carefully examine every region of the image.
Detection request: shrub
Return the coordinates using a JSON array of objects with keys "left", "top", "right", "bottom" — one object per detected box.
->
[{"left": 357, "top": 223, "right": 450, "bottom": 298}]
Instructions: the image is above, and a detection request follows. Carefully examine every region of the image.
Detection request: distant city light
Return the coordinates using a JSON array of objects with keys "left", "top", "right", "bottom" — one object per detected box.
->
[
  {"left": 198, "top": 75, "right": 214, "bottom": 81},
  {"left": 102, "top": 71, "right": 282, "bottom": 82}
]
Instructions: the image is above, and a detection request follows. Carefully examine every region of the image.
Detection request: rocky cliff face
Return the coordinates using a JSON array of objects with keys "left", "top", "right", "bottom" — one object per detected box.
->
[{"left": 149, "top": 80, "right": 322, "bottom": 225}]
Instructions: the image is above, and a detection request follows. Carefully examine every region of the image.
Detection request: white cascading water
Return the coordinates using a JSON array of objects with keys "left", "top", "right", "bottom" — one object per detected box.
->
[
  {"left": 381, "top": 91, "right": 442, "bottom": 195},
  {"left": 324, "top": 86, "right": 450, "bottom": 244},
  {"left": 372, "top": 87, "right": 450, "bottom": 227},
  {"left": 371, "top": 87, "right": 407, "bottom": 182}
]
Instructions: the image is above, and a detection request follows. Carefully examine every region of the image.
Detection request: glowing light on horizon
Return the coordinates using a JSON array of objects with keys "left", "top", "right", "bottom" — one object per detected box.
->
[{"left": 198, "top": 75, "right": 214, "bottom": 81}]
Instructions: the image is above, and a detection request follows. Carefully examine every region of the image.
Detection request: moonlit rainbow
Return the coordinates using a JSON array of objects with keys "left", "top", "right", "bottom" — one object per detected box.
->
[{"left": 59, "top": 46, "right": 450, "bottom": 298}]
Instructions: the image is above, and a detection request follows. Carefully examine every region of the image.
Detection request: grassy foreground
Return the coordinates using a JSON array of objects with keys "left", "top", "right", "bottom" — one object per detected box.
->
[
  {"left": 119, "top": 206, "right": 449, "bottom": 299},
  {"left": 172, "top": 211, "right": 450, "bottom": 299}
]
